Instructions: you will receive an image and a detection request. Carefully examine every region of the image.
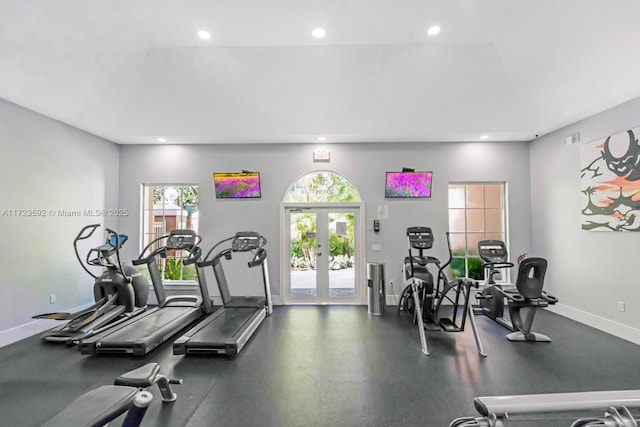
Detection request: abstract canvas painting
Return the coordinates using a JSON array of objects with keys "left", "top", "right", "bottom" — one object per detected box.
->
[{"left": 580, "top": 126, "right": 640, "bottom": 231}]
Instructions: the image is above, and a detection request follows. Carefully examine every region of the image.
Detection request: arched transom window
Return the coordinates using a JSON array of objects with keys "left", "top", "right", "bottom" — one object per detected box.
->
[{"left": 284, "top": 171, "right": 361, "bottom": 203}]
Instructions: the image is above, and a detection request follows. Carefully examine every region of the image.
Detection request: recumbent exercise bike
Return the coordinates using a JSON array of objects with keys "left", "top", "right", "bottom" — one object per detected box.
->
[{"left": 475, "top": 240, "right": 558, "bottom": 342}]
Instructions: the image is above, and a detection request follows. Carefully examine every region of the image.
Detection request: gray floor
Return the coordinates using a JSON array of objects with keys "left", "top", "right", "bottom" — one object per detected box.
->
[{"left": 2, "top": 305, "right": 640, "bottom": 426}]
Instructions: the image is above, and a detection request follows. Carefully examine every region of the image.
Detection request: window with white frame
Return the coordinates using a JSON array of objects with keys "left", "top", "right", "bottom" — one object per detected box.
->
[
  {"left": 448, "top": 182, "right": 507, "bottom": 281},
  {"left": 141, "top": 184, "right": 199, "bottom": 283}
]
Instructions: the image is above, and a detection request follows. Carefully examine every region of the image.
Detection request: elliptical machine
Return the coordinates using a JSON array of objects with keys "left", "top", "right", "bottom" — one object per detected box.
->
[
  {"left": 34, "top": 224, "right": 149, "bottom": 344},
  {"left": 397, "top": 227, "right": 486, "bottom": 356},
  {"left": 475, "top": 239, "right": 559, "bottom": 342}
]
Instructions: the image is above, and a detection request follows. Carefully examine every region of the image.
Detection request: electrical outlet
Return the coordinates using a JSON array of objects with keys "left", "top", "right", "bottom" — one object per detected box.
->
[
  {"left": 50, "top": 293, "right": 57, "bottom": 304},
  {"left": 617, "top": 301, "right": 625, "bottom": 312},
  {"left": 388, "top": 279, "right": 394, "bottom": 288}
]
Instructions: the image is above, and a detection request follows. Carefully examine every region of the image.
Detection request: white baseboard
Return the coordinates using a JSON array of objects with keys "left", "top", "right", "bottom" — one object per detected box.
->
[
  {"left": 386, "top": 294, "right": 400, "bottom": 307},
  {"left": 0, "top": 301, "right": 93, "bottom": 348},
  {"left": 0, "top": 319, "right": 59, "bottom": 348},
  {"left": 547, "top": 303, "right": 640, "bottom": 345}
]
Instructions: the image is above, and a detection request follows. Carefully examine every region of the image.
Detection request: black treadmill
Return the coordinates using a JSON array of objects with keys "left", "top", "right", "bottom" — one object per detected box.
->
[
  {"left": 79, "top": 229, "right": 214, "bottom": 356},
  {"left": 173, "top": 231, "right": 273, "bottom": 356}
]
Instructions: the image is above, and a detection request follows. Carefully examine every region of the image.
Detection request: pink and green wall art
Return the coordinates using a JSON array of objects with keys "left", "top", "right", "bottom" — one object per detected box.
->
[
  {"left": 385, "top": 171, "right": 433, "bottom": 198},
  {"left": 213, "top": 172, "right": 261, "bottom": 199}
]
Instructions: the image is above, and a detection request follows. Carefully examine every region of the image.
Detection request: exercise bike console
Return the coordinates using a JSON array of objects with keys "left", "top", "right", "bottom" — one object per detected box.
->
[{"left": 478, "top": 240, "right": 514, "bottom": 269}]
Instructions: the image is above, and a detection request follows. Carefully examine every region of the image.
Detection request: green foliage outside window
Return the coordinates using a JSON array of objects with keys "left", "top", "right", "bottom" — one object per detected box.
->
[{"left": 163, "top": 258, "right": 198, "bottom": 281}]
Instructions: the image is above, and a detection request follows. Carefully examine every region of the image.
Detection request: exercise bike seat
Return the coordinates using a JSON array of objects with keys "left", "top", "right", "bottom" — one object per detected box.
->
[
  {"left": 513, "top": 257, "right": 551, "bottom": 301},
  {"left": 504, "top": 257, "right": 557, "bottom": 342}
]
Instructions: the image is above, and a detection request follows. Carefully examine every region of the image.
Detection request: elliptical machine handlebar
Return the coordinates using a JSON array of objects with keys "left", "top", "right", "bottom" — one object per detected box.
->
[
  {"left": 435, "top": 232, "right": 454, "bottom": 288},
  {"left": 74, "top": 224, "right": 101, "bottom": 279},
  {"left": 75, "top": 223, "right": 101, "bottom": 241},
  {"left": 75, "top": 224, "right": 129, "bottom": 280},
  {"left": 104, "top": 228, "right": 129, "bottom": 281}
]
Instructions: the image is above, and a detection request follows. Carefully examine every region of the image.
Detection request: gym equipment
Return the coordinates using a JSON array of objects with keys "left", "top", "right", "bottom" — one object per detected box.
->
[
  {"left": 476, "top": 240, "right": 558, "bottom": 342},
  {"left": 397, "top": 227, "right": 486, "bottom": 356},
  {"left": 450, "top": 389, "right": 640, "bottom": 426},
  {"left": 79, "top": 229, "right": 214, "bottom": 355},
  {"left": 43, "top": 362, "right": 181, "bottom": 427},
  {"left": 173, "top": 231, "right": 273, "bottom": 356},
  {"left": 33, "top": 224, "right": 149, "bottom": 344}
]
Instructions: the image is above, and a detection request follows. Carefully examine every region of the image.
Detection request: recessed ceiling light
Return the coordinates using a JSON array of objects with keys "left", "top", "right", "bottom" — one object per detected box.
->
[
  {"left": 312, "top": 28, "right": 326, "bottom": 38},
  {"left": 157, "top": 137, "right": 167, "bottom": 143},
  {"left": 479, "top": 135, "right": 489, "bottom": 140},
  {"left": 318, "top": 137, "right": 326, "bottom": 142},
  {"left": 427, "top": 26, "right": 441, "bottom": 37},
  {"left": 197, "top": 30, "right": 212, "bottom": 40}
]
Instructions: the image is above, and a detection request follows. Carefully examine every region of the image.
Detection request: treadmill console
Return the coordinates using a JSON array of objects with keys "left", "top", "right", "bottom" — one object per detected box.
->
[
  {"left": 478, "top": 240, "right": 508, "bottom": 263},
  {"left": 232, "top": 231, "right": 263, "bottom": 252},
  {"left": 166, "top": 229, "right": 197, "bottom": 250}
]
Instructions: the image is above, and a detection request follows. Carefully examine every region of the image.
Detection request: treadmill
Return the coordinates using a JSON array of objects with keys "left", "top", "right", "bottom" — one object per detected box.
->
[
  {"left": 173, "top": 231, "right": 273, "bottom": 356},
  {"left": 79, "top": 229, "right": 214, "bottom": 356}
]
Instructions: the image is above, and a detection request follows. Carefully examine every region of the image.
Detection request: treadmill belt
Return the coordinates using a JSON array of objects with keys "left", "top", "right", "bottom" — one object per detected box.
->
[
  {"left": 102, "top": 307, "right": 191, "bottom": 341},
  {"left": 189, "top": 307, "right": 259, "bottom": 343}
]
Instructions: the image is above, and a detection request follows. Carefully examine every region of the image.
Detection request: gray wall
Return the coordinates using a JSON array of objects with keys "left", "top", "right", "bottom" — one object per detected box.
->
[
  {"left": 530, "top": 96, "right": 640, "bottom": 342},
  {"left": 0, "top": 99, "right": 120, "bottom": 344},
  {"left": 117, "top": 141, "right": 533, "bottom": 301},
  {"left": 6, "top": 90, "right": 640, "bottom": 346}
]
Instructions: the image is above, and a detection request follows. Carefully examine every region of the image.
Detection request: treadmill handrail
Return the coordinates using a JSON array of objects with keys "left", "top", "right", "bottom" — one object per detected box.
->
[
  {"left": 200, "top": 232, "right": 267, "bottom": 265},
  {"left": 134, "top": 235, "right": 170, "bottom": 265},
  {"left": 134, "top": 231, "right": 202, "bottom": 265},
  {"left": 197, "top": 250, "right": 229, "bottom": 268},
  {"left": 248, "top": 248, "right": 267, "bottom": 268},
  {"left": 201, "top": 236, "right": 235, "bottom": 264}
]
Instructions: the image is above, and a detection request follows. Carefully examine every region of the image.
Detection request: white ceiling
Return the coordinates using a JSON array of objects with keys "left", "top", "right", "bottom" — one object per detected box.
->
[{"left": 2, "top": 0, "right": 640, "bottom": 145}]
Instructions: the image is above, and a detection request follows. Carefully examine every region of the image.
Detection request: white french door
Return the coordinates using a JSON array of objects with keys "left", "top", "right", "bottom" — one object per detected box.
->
[{"left": 284, "top": 205, "right": 361, "bottom": 304}]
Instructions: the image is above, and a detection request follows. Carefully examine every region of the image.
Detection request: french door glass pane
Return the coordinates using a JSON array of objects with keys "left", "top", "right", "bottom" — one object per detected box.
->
[
  {"left": 290, "top": 212, "right": 317, "bottom": 297},
  {"left": 328, "top": 213, "right": 355, "bottom": 298}
]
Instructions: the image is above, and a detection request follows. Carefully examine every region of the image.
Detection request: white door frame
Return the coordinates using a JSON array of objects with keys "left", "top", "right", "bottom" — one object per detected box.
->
[{"left": 280, "top": 202, "right": 366, "bottom": 305}]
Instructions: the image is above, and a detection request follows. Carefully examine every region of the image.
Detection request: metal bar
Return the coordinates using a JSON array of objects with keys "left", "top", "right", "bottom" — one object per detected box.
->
[{"left": 411, "top": 280, "right": 429, "bottom": 356}]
